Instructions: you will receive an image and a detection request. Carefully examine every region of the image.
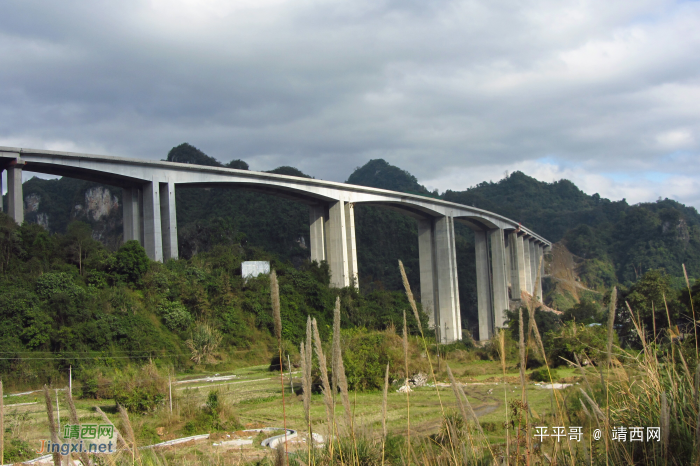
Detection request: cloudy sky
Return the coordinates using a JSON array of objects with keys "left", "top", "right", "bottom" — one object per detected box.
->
[{"left": 1, "top": 0, "right": 699, "bottom": 207}]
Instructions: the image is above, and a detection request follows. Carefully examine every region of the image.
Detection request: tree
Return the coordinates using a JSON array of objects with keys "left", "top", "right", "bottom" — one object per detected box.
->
[
  {"left": 115, "top": 240, "right": 150, "bottom": 283},
  {"left": 66, "top": 221, "right": 95, "bottom": 274},
  {"left": 616, "top": 270, "right": 684, "bottom": 347}
]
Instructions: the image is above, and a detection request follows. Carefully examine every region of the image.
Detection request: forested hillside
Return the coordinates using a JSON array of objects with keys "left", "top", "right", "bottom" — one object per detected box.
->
[
  {"left": 0, "top": 212, "right": 425, "bottom": 388},
  {"left": 10, "top": 143, "right": 700, "bottom": 335}
]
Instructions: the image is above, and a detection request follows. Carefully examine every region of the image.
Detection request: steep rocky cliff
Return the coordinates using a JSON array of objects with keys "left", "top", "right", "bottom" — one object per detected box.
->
[{"left": 23, "top": 177, "right": 124, "bottom": 250}]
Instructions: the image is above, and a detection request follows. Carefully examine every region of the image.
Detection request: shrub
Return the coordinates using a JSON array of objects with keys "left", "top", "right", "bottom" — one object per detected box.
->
[
  {"left": 159, "top": 301, "right": 193, "bottom": 331},
  {"left": 79, "top": 368, "right": 113, "bottom": 399},
  {"left": 544, "top": 321, "right": 611, "bottom": 367},
  {"left": 3, "top": 438, "right": 34, "bottom": 463},
  {"left": 529, "top": 367, "right": 557, "bottom": 382},
  {"left": 35, "top": 272, "right": 84, "bottom": 301},
  {"left": 112, "top": 362, "right": 167, "bottom": 413},
  {"left": 181, "top": 389, "right": 240, "bottom": 435},
  {"left": 186, "top": 322, "right": 222, "bottom": 364},
  {"left": 342, "top": 329, "right": 427, "bottom": 391},
  {"left": 115, "top": 240, "right": 150, "bottom": 283}
]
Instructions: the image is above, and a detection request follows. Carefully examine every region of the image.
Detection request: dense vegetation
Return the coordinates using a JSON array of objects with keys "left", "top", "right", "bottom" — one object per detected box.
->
[{"left": 0, "top": 211, "right": 427, "bottom": 389}]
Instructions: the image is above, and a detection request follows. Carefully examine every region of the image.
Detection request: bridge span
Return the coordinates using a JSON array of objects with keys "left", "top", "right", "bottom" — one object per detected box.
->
[{"left": 1, "top": 146, "right": 551, "bottom": 342}]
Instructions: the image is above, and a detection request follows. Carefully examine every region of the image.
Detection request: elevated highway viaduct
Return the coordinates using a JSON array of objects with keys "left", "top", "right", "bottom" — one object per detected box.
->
[{"left": 1, "top": 147, "right": 551, "bottom": 343}]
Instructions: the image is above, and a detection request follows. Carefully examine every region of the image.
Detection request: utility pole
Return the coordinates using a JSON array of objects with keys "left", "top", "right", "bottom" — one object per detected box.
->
[
  {"left": 287, "top": 354, "right": 293, "bottom": 393},
  {"left": 169, "top": 376, "right": 173, "bottom": 415},
  {"left": 69, "top": 366, "right": 72, "bottom": 394},
  {"left": 55, "top": 389, "right": 60, "bottom": 432}
]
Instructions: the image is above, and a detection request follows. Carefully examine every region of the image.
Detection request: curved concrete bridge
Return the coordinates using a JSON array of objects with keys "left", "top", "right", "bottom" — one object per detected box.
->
[{"left": 0, "top": 146, "right": 551, "bottom": 342}]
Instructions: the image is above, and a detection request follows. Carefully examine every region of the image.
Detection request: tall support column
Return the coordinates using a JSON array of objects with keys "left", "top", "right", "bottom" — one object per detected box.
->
[
  {"left": 0, "top": 168, "right": 4, "bottom": 213},
  {"left": 142, "top": 181, "right": 163, "bottom": 262},
  {"left": 475, "top": 229, "right": 493, "bottom": 341},
  {"left": 122, "top": 187, "right": 142, "bottom": 243},
  {"left": 309, "top": 205, "right": 326, "bottom": 263},
  {"left": 418, "top": 218, "right": 438, "bottom": 329},
  {"left": 522, "top": 236, "right": 532, "bottom": 294},
  {"left": 489, "top": 229, "right": 509, "bottom": 329},
  {"left": 536, "top": 244, "right": 544, "bottom": 301},
  {"left": 159, "top": 182, "right": 178, "bottom": 260},
  {"left": 529, "top": 240, "right": 538, "bottom": 295},
  {"left": 326, "top": 200, "right": 349, "bottom": 288},
  {"left": 503, "top": 232, "right": 512, "bottom": 294},
  {"left": 508, "top": 231, "right": 523, "bottom": 299},
  {"left": 450, "top": 219, "right": 462, "bottom": 338},
  {"left": 516, "top": 234, "right": 528, "bottom": 297},
  {"left": 344, "top": 203, "right": 359, "bottom": 289},
  {"left": 7, "top": 164, "right": 23, "bottom": 224},
  {"left": 436, "top": 216, "right": 460, "bottom": 343}
]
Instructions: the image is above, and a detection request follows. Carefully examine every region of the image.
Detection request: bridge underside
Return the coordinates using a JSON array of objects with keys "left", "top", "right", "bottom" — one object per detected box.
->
[{"left": 1, "top": 151, "right": 549, "bottom": 343}]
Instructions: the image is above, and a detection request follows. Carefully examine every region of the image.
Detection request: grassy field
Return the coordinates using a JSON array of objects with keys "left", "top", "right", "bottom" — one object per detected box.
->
[{"left": 1, "top": 357, "right": 580, "bottom": 464}]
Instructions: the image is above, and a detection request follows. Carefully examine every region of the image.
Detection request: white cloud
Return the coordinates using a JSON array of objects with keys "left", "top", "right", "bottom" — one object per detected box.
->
[
  {"left": 0, "top": 0, "right": 699, "bottom": 207},
  {"left": 422, "top": 159, "right": 700, "bottom": 208}
]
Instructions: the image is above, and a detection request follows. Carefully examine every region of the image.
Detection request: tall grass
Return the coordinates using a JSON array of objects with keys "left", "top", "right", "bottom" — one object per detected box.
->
[
  {"left": 42, "top": 385, "right": 60, "bottom": 466},
  {"left": 270, "top": 270, "right": 288, "bottom": 462},
  {"left": 0, "top": 379, "right": 3, "bottom": 466}
]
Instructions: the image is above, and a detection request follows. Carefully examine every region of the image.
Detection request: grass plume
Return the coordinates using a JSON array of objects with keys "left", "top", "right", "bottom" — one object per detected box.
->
[
  {"left": 332, "top": 297, "right": 353, "bottom": 429},
  {"left": 43, "top": 385, "right": 60, "bottom": 466},
  {"left": 381, "top": 362, "right": 389, "bottom": 466},
  {"left": 683, "top": 263, "right": 698, "bottom": 361},
  {"left": 118, "top": 404, "right": 140, "bottom": 466},
  {"left": 270, "top": 270, "right": 288, "bottom": 462},
  {"left": 312, "top": 317, "right": 334, "bottom": 436},
  {"left": 402, "top": 310, "right": 411, "bottom": 455},
  {"left": 0, "top": 380, "right": 3, "bottom": 466},
  {"left": 607, "top": 286, "right": 618, "bottom": 369},
  {"left": 399, "top": 260, "right": 422, "bottom": 328},
  {"left": 66, "top": 387, "right": 91, "bottom": 466}
]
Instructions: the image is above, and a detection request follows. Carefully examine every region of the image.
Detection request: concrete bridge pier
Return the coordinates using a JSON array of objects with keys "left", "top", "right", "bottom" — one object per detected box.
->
[
  {"left": 522, "top": 235, "right": 532, "bottom": 293},
  {"left": 122, "top": 181, "right": 177, "bottom": 262},
  {"left": 159, "top": 181, "right": 178, "bottom": 261},
  {"left": 122, "top": 187, "right": 143, "bottom": 243},
  {"left": 489, "top": 228, "right": 510, "bottom": 331},
  {"left": 528, "top": 239, "right": 538, "bottom": 295},
  {"left": 475, "top": 230, "right": 492, "bottom": 341},
  {"left": 507, "top": 230, "right": 523, "bottom": 299},
  {"left": 308, "top": 200, "right": 358, "bottom": 289},
  {"left": 6, "top": 162, "right": 24, "bottom": 224},
  {"left": 309, "top": 205, "right": 326, "bottom": 263},
  {"left": 142, "top": 181, "right": 163, "bottom": 262},
  {"left": 419, "top": 216, "right": 461, "bottom": 343},
  {"left": 535, "top": 243, "right": 544, "bottom": 300}
]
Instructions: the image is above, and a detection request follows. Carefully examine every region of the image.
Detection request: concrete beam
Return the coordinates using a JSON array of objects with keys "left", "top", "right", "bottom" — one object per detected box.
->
[
  {"left": 309, "top": 205, "right": 326, "bottom": 263},
  {"left": 159, "top": 182, "right": 178, "bottom": 260},
  {"left": 7, "top": 164, "right": 23, "bottom": 224},
  {"left": 489, "top": 229, "right": 509, "bottom": 329},
  {"left": 507, "top": 231, "right": 523, "bottom": 299},
  {"left": 142, "top": 181, "right": 163, "bottom": 262},
  {"left": 436, "top": 216, "right": 461, "bottom": 342},
  {"left": 418, "top": 218, "right": 438, "bottom": 329},
  {"left": 522, "top": 235, "right": 532, "bottom": 294},
  {"left": 475, "top": 229, "right": 493, "bottom": 341},
  {"left": 345, "top": 202, "right": 359, "bottom": 289},
  {"left": 327, "top": 200, "right": 349, "bottom": 288}
]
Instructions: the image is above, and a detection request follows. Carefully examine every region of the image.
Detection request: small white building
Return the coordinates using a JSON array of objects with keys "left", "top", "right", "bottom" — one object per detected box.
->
[{"left": 241, "top": 261, "right": 271, "bottom": 279}]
